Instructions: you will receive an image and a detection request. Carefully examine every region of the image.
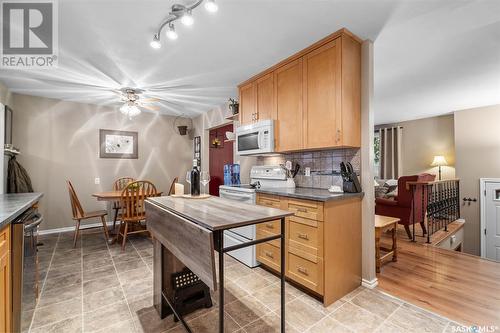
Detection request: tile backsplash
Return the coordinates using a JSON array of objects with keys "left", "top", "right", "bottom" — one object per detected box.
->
[{"left": 257, "top": 148, "right": 361, "bottom": 189}]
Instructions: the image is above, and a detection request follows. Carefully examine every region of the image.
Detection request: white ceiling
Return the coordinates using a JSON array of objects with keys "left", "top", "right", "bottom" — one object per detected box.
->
[{"left": 0, "top": 0, "right": 499, "bottom": 123}]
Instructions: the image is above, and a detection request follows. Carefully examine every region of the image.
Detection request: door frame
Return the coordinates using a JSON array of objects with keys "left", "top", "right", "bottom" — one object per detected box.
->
[{"left": 479, "top": 178, "right": 500, "bottom": 258}]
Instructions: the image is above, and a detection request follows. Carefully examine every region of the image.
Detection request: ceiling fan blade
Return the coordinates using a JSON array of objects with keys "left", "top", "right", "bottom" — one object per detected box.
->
[
  {"left": 141, "top": 105, "right": 160, "bottom": 111},
  {"left": 140, "top": 97, "right": 160, "bottom": 103}
]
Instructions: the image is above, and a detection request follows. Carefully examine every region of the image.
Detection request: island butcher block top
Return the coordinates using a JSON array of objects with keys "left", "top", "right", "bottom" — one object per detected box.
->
[{"left": 146, "top": 196, "right": 293, "bottom": 231}]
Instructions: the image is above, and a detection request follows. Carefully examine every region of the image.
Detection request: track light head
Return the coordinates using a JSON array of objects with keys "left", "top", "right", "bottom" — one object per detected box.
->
[
  {"left": 166, "top": 23, "right": 178, "bottom": 40},
  {"left": 150, "top": 34, "right": 161, "bottom": 49},
  {"left": 181, "top": 10, "right": 194, "bottom": 26},
  {"left": 205, "top": 0, "right": 218, "bottom": 13}
]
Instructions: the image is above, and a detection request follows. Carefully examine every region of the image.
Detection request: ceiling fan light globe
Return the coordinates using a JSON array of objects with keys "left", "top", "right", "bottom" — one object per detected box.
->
[{"left": 205, "top": 0, "right": 218, "bottom": 13}]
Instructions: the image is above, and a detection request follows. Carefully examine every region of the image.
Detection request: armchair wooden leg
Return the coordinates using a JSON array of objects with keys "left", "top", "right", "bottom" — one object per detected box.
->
[
  {"left": 121, "top": 222, "right": 128, "bottom": 252},
  {"left": 404, "top": 225, "right": 412, "bottom": 239},
  {"left": 100, "top": 215, "right": 110, "bottom": 241},
  {"left": 420, "top": 222, "right": 427, "bottom": 235},
  {"left": 73, "top": 220, "right": 81, "bottom": 248}
]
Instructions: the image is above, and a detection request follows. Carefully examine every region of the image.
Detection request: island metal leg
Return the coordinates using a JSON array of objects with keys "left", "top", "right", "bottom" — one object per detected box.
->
[{"left": 218, "top": 230, "right": 224, "bottom": 333}]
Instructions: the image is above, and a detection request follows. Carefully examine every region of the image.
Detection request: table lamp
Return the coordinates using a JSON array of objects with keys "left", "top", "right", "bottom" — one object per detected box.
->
[{"left": 431, "top": 155, "right": 447, "bottom": 180}]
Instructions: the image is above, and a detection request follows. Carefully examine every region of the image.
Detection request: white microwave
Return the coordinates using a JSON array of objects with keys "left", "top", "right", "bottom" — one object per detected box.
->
[{"left": 236, "top": 120, "right": 275, "bottom": 155}]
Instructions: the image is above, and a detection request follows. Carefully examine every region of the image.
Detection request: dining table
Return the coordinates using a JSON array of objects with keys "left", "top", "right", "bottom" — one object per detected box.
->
[{"left": 91, "top": 190, "right": 163, "bottom": 244}]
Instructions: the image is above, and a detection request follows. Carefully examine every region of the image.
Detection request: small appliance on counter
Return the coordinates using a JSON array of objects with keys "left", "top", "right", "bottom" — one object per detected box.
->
[
  {"left": 223, "top": 163, "right": 240, "bottom": 186},
  {"left": 340, "top": 161, "right": 362, "bottom": 193},
  {"left": 219, "top": 165, "right": 292, "bottom": 267}
]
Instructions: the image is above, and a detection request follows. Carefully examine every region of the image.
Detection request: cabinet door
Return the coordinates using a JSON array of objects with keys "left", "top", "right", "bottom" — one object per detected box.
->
[
  {"left": 274, "top": 59, "right": 303, "bottom": 152},
  {"left": 239, "top": 82, "right": 256, "bottom": 125},
  {"left": 303, "top": 39, "right": 342, "bottom": 149},
  {"left": 0, "top": 252, "right": 10, "bottom": 333},
  {"left": 255, "top": 73, "right": 275, "bottom": 122}
]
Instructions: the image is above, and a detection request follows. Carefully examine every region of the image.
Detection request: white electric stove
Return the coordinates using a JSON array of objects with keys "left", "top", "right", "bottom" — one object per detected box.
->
[{"left": 219, "top": 165, "right": 294, "bottom": 267}]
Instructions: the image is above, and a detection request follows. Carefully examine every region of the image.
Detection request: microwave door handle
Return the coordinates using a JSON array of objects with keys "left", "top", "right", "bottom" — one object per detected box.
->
[{"left": 258, "top": 130, "right": 263, "bottom": 149}]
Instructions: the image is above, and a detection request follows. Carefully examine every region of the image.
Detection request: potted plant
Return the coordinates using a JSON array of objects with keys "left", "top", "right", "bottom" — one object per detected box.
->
[{"left": 228, "top": 98, "right": 239, "bottom": 115}]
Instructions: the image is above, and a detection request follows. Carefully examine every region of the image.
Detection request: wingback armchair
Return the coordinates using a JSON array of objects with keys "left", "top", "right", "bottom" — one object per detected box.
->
[{"left": 375, "top": 173, "right": 436, "bottom": 239}]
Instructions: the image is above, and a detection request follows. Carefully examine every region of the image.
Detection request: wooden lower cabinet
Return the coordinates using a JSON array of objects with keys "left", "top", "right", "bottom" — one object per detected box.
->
[
  {"left": 0, "top": 225, "right": 11, "bottom": 333},
  {"left": 256, "top": 194, "right": 361, "bottom": 306}
]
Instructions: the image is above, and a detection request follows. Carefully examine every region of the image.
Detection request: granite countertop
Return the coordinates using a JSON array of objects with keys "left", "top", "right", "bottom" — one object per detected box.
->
[
  {"left": 0, "top": 193, "right": 43, "bottom": 229},
  {"left": 255, "top": 187, "right": 364, "bottom": 202}
]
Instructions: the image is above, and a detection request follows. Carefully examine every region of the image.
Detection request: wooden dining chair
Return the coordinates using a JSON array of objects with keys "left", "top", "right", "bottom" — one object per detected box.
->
[
  {"left": 67, "top": 180, "right": 109, "bottom": 248},
  {"left": 168, "top": 177, "right": 179, "bottom": 196},
  {"left": 118, "top": 180, "right": 158, "bottom": 251},
  {"left": 112, "top": 177, "right": 135, "bottom": 230}
]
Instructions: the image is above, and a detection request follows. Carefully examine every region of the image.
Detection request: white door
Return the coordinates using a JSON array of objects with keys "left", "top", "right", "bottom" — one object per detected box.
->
[{"left": 485, "top": 182, "right": 500, "bottom": 261}]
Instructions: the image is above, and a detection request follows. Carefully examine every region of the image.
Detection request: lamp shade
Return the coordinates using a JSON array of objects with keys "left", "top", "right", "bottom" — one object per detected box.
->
[{"left": 431, "top": 155, "right": 448, "bottom": 167}]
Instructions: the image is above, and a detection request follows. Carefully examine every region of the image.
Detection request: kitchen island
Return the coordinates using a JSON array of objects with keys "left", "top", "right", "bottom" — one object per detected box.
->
[{"left": 145, "top": 196, "right": 293, "bottom": 333}]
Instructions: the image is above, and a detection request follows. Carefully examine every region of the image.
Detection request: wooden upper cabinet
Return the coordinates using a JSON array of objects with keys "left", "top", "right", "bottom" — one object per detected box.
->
[
  {"left": 239, "top": 82, "right": 256, "bottom": 125},
  {"left": 237, "top": 29, "right": 361, "bottom": 150},
  {"left": 303, "top": 39, "right": 342, "bottom": 149},
  {"left": 255, "top": 73, "right": 275, "bottom": 122},
  {"left": 274, "top": 59, "right": 303, "bottom": 152}
]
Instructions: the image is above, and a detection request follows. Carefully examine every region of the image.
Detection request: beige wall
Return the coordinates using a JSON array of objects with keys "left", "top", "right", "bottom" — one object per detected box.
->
[
  {"left": 381, "top": 115, "right": 455, "bottom": 179},
  {"left": 0, "top": 81, "right": 13, "bottom": 106},
  {"left": 12, "top": 93, "right": 192, "bottom": 231},
  {"left": 454, "top": 104, "right": 500, "bottom": 255}
]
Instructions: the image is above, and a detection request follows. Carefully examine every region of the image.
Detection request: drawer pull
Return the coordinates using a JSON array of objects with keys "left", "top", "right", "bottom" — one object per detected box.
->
[
  {"left": 266, "top": 223, "right": 274, "bottom": 229},
  {"left": 297, "top": 266, "right": 308, "bottom": 275},
  {"left": 296, "top": 207, "right": 308, "bottom": 213},
  {"left": 265, "top": 251, "right": 274, "bottom": 259},
  {"left": 297, "top": 233, "right": 309, "bottom": 240}
]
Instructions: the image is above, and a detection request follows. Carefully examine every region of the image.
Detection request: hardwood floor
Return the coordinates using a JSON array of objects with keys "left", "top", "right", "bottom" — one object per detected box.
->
[{"left": 377, "top": 229, "right": 500, "bottom": 327}]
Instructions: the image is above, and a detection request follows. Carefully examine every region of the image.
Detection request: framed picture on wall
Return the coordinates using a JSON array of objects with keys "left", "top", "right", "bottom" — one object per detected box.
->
[
  {"left": 99, "top": 129, "right": 138, "bottom": 159},
  {"left": 194, "top": 136, "right": 201, "bottom": 165}
]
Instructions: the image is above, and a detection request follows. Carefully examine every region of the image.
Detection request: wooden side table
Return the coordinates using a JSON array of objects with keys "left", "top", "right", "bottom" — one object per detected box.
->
[{"left": 375, "top": 215, "right": 399, "bottom": 273}]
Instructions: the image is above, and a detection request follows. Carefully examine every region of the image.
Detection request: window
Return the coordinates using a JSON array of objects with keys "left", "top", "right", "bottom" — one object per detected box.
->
[{"left": 374, "top": 131, "right": 380, "bottom": 178}]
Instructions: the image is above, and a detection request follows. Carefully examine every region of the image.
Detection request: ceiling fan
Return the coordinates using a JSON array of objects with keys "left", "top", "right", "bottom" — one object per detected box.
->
[{"left": 118, "top": 88, "right": 161, "bottom": 118}]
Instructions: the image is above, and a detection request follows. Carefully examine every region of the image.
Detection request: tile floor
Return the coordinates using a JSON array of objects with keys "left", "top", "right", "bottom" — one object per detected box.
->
[{"left": 25, "top": 230, "right": 466, "bottom": 333}]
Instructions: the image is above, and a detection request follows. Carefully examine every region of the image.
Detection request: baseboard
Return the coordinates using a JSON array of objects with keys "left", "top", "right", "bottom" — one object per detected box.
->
[
  {"left": 362, "top": 278, "right": 378, "bottom": 289},
  {"left": 38, "top": 221, "right": 115, "bottom": 235}
]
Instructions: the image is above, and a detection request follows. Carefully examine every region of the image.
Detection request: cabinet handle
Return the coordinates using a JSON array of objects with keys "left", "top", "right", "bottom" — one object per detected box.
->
[
  {"left": 297, "top": 266, "right": 308, "bottom": 275},
  {"left": 266, "top": 223, "right": 274, "bottom": 229},
  {"left": 336, "top": 129, "right": 341, "bottom": 142},
  {"left": 296, "top": 207, "right": 307, "bottom": 213},
  {"left": 265, "top": 251, "right": 274, "bottom": 259},
  {"left": 297, "top": 233, "right": 309, "bottom": 240}
]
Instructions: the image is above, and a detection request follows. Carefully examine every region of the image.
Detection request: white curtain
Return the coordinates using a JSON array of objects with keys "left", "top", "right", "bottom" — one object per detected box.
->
[{"left": 380, "top": 126, "right": 403, "bottom": 179}]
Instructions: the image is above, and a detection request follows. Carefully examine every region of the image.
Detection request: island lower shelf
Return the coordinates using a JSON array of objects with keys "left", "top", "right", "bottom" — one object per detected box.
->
[{"left": 255, "top": 193, "right": 362, "bottom": 306}]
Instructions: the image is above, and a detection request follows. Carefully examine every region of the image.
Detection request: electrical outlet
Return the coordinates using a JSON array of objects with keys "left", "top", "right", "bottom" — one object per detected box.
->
[
  {"left": 94, "top": 177, "right": 100, "bottom": 185},
  {"left": 305, "top": 167, "right": 311, "bottom": 177}
]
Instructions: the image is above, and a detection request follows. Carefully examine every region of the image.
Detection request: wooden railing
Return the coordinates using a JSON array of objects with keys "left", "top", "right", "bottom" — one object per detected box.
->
[{"left": 408, "top": 179, "right": 460, "bottom": 243}]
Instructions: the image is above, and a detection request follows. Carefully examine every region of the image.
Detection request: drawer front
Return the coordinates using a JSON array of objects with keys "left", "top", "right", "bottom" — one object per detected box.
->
[
  {"left": 256, "top": 220, "right": 281, "bottom": 236},
  {"left": 289, "top": 220, "right": 322, "bottom": 258},
  {"left": 256, "top": 243, "right": 281, "bottom": 272},
  {"left": 257, "top": 195, "right": 281, "bottom": 208},
  {"left": 256, "top": 229, "right": 281, "bottom": 248},
  {"left": 287, "top": 252, "right": 323, "bottom": 294},
  {"left": 0, "top": 226, "right": 10, "bottom": 257},
  {"left": 287, "top": 199, "right": 323, "bottom": 221}
]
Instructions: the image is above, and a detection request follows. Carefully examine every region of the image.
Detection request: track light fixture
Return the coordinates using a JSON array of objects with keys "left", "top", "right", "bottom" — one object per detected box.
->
[{"left": 150, "top": 0, "right": 218, "bottom": 48}]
